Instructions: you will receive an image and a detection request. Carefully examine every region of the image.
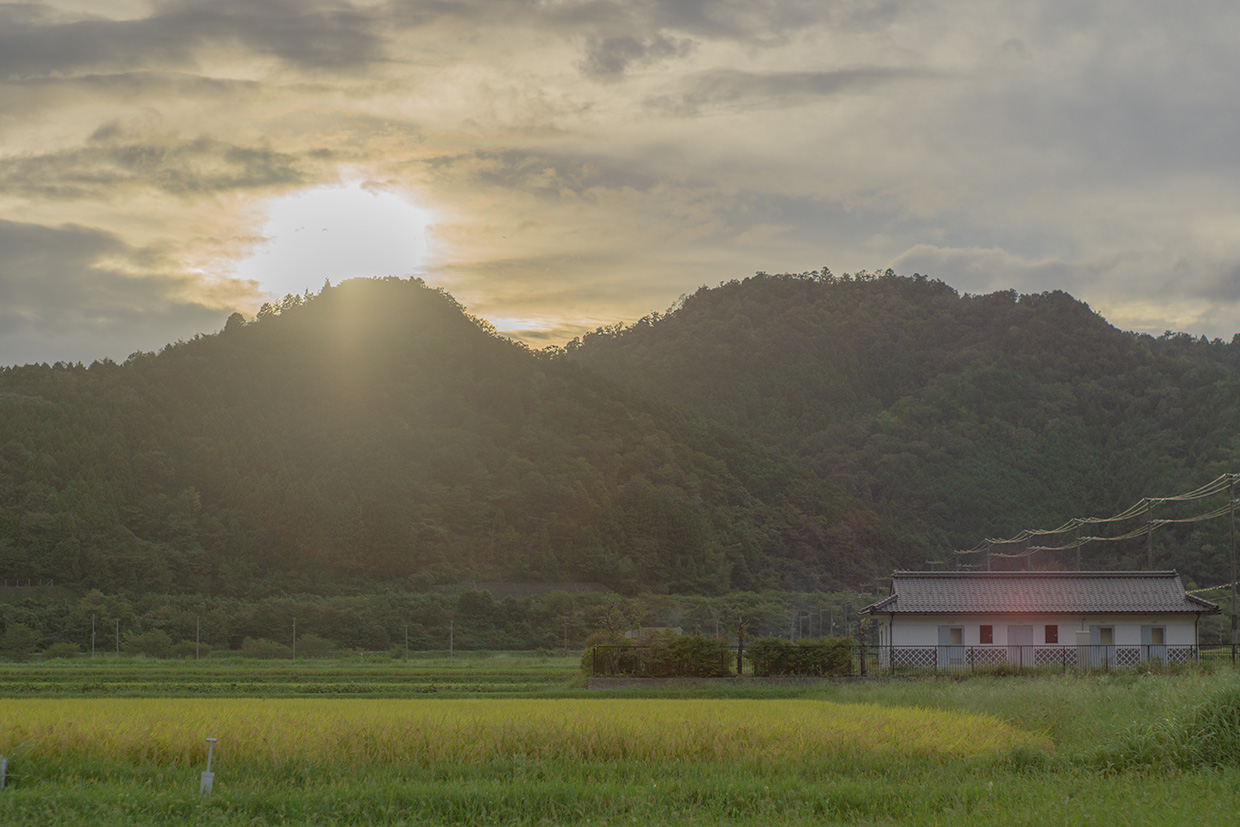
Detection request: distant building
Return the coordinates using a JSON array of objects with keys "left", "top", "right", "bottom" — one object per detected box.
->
[{"left": 861, "top": 570, "right": 1218, "bottom": 669}]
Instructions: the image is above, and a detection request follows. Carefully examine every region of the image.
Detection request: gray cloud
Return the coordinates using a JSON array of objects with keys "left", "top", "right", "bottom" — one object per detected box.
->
[
  {"left": 0, "top": 219, "right": 247, "bottom": 366},
  {"left": 889, "top": 245, "right": 1086, "bottom": 296},
  {"left": 0, "top": 0, "right": 384, "bottom": 79},
  {"left": 555, "top": 0, "right": 832, "bottom": 44},
  {"left": 646, "top": 67, "right": 931, "bottom": 115},
  {"left": 0, "top": 124, "right": 316, "bottom": 199},
  {"left": 579, "top": 33, "right": 696, "bottom": 76}
]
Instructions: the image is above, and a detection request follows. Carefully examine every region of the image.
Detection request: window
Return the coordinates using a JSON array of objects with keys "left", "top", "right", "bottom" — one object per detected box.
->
[
  {"left": 1045, "top": 625, "right": 1058, "bottom": 644},
  {"left": 980, "top": 625, "right": 993, "bottom": 644},
  {"left": 948, "top": 627, "right": 963, "bottom": 645},
  {"left": 1150, "top": 627, "right": 1165, "bottom": 645}
]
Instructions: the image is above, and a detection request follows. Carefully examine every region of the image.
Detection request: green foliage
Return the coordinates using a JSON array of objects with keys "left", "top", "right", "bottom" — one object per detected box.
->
[
  {"left": 746, "top": 637, "right": 854, "bottom": 677},
  {"left": 169, "top": 640, "right": 210, "bottom": 659},
  {"left": 648, "top": 635, "right": 732, "bottom": 678},
  {"left": 568, "top": 271, "right": 1240, "bottom": 581},
  {"left": 42, "top": 642, "right": 80, "bottom": 659},
  {"left": 5, "top": 272, "right": 1240, "bottom": 600},
  {"left": 241, "top": 637, "right": 293, "bottom": 659},
  {"left": 1181, "top": 679, "right": 1240, "bottom": 767},
  {"left": 1, "top": 623, "right": 40, "bottom": 662},
  {"left": 122, "top": 628, "right": 172, "bottom": 658},
  {"left": 295, "top": 633, "right": 340, "bottom": 658},
  {"left": 0, "top": 276, "right": 872, "bottom": 596}
]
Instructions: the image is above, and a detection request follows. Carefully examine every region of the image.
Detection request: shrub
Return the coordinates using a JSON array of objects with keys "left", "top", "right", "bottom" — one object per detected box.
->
[
  {"left": 242, "top": 637, "right": 293, "bottom": 659},
  {"left": 171, "top": 640, "right": 212, "bottom": 659},
  {"left": 44, "top": 642, "right": 81, "bottom": 659},
  {"left": 746, "top": 637, "right": 854, "bottom": 677},
  {"left": 651, "top": 635, "right": 731, "bottom": 678},
  {"left": 581, "top": 631, "right": 632, "bottom": 675},
  {"left": 295, "top": 633, "right": 340, "bottom": 658},
  {"left": 1, "top": 623, "right": 40, "bottom": 662},
  {"left": 122, "top": 629, "right": 173, "bottom": 658}
]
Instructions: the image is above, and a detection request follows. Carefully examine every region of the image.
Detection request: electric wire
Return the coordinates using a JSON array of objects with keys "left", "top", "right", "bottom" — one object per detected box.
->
[{"left": 951, "top": 473, "right": 1240, "bottom": 563}]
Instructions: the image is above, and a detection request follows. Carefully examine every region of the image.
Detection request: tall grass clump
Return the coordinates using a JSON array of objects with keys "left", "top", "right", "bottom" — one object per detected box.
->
[
  {"left": 1094, "top": 674, "right": 1240, "bottom": 771},
  {"left": 1176, "top": 677, "right": 1240, "bottom": 768}
]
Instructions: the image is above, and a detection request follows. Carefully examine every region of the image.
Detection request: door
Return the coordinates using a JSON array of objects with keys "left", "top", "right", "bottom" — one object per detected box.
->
[
  {"left": 1142, "top": 626, "right": 1166, "bottom": 663},
  {"left": 1007, "top": 625, "right": 1033, "bottom": 666},
  {"left": 938, "top": 626, "right": 964, "bottom": 668},
  {"left": 1091, "top": 625, "right": 1114, "bottom": 667}
]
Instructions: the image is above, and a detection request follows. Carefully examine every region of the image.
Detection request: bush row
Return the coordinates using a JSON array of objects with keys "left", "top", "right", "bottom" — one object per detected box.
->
[
  {"left": 585, "top": 634, "right": 855, "bottom": 678},
  {"left": 745, "top": 637, "right": 854, "bottom": 677},
  {"left": 583, "top": 633, "right": 733, "bottom": 678}
]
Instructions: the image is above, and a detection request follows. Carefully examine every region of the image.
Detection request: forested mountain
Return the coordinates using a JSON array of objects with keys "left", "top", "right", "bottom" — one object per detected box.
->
[
  {"left": 5, "top": 272, "right": 1240, "bottom": 600},
  {"left": 0, "top": 277, "right": 897, "bottom": 597},
  {"left": 566, "top": 271, "right": 1240, "bottom": 584}
]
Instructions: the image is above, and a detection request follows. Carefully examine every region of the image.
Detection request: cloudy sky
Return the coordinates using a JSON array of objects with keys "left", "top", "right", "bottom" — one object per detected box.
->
[{"left": 4, "top": 0, "right": 1240, "bottom": 365}]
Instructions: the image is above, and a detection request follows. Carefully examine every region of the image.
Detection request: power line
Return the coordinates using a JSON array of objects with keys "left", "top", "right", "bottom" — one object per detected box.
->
[{"left": 953, "top": 474, "right": 1240, "bottom": 562}]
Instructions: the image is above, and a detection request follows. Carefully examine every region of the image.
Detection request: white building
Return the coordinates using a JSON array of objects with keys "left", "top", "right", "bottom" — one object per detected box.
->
[{"left": 861, "top": 571, "right": 1218, "bottom": 669}]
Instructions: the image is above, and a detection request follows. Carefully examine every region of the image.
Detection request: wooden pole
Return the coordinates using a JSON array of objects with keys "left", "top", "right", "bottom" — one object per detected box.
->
[
  {"left": 1146, "top": 500, "right": 1154, "bottom": 568},
  {"left": 1231, "top": 479, "right": 1236, "bottom": 664}
]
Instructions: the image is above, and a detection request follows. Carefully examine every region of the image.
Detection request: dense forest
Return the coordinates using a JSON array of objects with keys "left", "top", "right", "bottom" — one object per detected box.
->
[
  {"left": 0, "top": 277, "right": 896, "bottom": 598},
  {"left": 3, "top": 272, "right": 1240, "bottom": 608},
  {"left": 566, "top": 270, "right": 1240, "bottom": 583}
]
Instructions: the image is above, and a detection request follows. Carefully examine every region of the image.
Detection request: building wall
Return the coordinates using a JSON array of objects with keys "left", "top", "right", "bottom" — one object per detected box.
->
[{"left": 876, "top": 614, "right": 1198, "bottom": 647}]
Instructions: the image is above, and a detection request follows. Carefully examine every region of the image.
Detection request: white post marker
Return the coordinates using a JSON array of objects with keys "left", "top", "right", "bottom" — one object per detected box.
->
[{"left": 200, "top": 738, "right": 217, "bottom": 794}]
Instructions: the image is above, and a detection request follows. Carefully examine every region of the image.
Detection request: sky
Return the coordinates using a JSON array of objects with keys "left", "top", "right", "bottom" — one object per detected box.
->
[{"left": 4, "top": 0, "right": 1240, "bottom": 366}]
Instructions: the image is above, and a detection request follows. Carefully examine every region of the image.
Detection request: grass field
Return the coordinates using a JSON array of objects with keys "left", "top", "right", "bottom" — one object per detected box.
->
[
  {"left": 1, "top": 659, "right": 1239, "bottom": 825},
  {"left": 0, "top": 651, "right": 580, "bottom": 697}
]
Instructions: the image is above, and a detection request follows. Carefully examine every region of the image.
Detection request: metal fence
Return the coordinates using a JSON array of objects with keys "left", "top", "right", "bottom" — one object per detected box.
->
[
  {"left": 590, "top": 645, "right": 750, "bottom": 678},
  {"left": 872, "top": 643, "right": 1201, "bottom": 675},
  {"left": 590, "top": 642, "right": 1240, "bottom": 678}
]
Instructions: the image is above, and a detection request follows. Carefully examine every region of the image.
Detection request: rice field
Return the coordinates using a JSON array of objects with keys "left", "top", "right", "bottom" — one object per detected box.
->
[
  {"left": 0, "top": 697, "right": 1048, "bottom": 768},
  {"left": 0, "top": 667, "right": 1238, "bottom": 825}
]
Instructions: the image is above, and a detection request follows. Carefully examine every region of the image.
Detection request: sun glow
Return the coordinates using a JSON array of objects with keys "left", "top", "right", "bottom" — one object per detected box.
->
[{"left": 237, "top": 181, "right": 434, "bottom": 300}]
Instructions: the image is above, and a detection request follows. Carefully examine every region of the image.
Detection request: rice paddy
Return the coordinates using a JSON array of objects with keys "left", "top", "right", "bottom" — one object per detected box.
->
[
  {"left": 0, "top": 659, "right": 1238, "bottom": 825},
  {"left": 0, "top": 697, "right": 1048, "bottom": 769}
]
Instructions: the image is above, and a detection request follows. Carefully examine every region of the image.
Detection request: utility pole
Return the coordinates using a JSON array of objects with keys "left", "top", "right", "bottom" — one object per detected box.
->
[
  {"left": 1146, "top": 500, "right": 1154, "bottom": 568},
  {"left": 1075, "top": 523, "right": 1082, "bottom": 572},
  {"left": 1231, "top": 478, "right": 1237, "bottom": 664},
  {"left": 292, "top": 618, "right": 296, "bottom": 660},
  {"left": 196, "top": 615, "right": 201, "bottom": 660},
  {"left": 404, "top": 623, "right": 409, "bottom": 660},
  {"left": 735, "top": 612, "right": 745, "bottom": 675},
  {"left": 91, "top": 615, "right": 96, "bottom": 657},
  {"left": 449, "top": 619, "right": 454, "bottom": 658},
  {"left": 115, "top": 618, "right": 119, "bottom": 656}
]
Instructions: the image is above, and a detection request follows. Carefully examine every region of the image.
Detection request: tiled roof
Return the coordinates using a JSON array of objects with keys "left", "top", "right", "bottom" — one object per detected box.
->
[{"left": 861, "top": 571, "right": 1218, "bottom": 615}]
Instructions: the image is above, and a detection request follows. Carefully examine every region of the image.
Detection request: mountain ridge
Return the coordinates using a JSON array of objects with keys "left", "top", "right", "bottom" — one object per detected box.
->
[{"left": 0, "top": 276, "right": 897, "bottom": 597}]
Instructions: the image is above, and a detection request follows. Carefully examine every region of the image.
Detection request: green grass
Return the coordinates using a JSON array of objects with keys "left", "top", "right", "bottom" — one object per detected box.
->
[
  {"left": 2, "top": 663, "right": 1240, "bottom": 825},
  {"left": 0, "top": 651, "right": 581, "bottom": 697}
]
